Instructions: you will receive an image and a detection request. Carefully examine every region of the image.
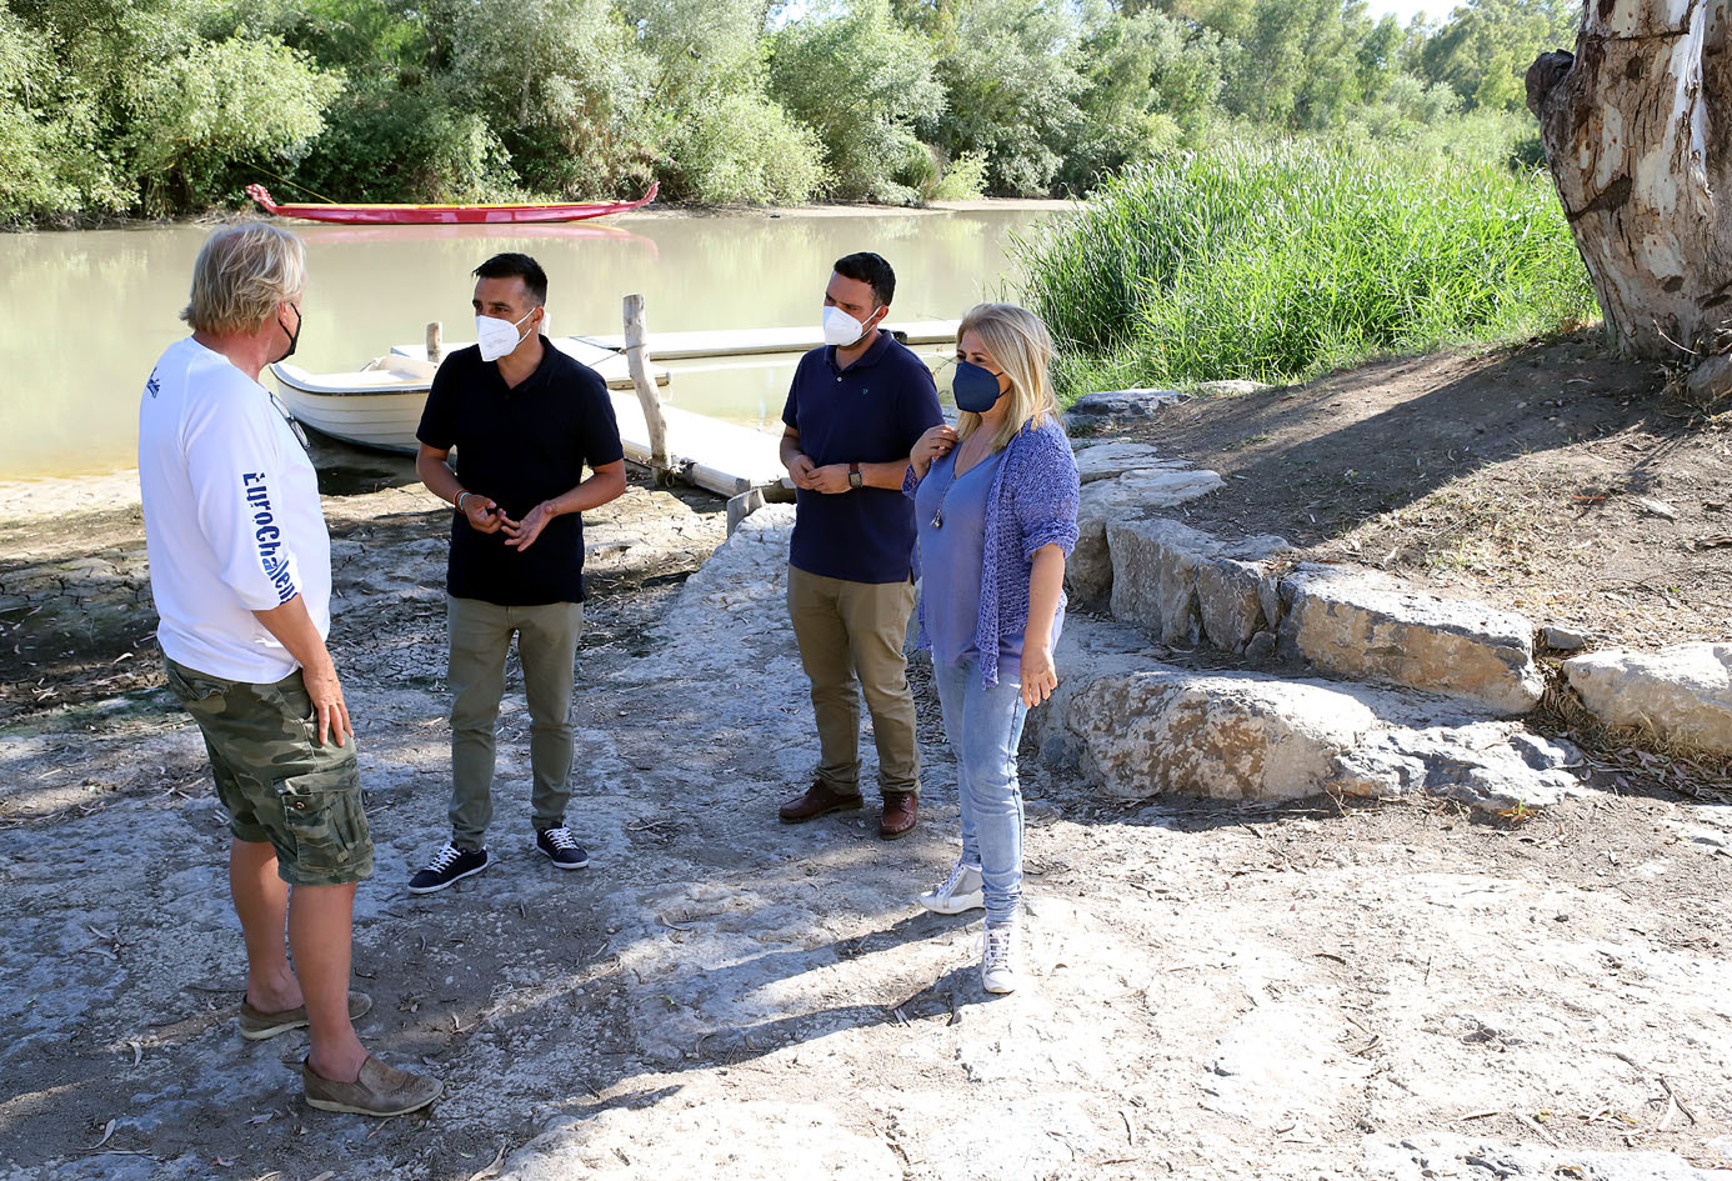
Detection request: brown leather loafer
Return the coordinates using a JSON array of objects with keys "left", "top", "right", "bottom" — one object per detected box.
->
[
  {"left": 240, "top": 989, "right": 373, "bottom": 1041},
  {"left": 303, "top": 1055, "right": 442, "bottom": 1117},
  {"left": 779, "top": 780, "right": 865, "bottom": 824},
  {"left": 880, "top": 791, "right": 918, "bottom": 840}
]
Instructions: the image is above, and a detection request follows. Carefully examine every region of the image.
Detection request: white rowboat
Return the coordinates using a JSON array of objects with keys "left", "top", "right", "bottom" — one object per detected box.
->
[
  {"left": 270, "top": 337, "right": 665, "bottom": 455},
  {"left": 270, "top": 320, "right": 961, "bottom": 498}
]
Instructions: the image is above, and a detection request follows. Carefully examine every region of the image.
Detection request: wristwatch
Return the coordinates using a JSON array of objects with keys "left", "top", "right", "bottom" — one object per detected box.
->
[{"left": 848, "top": 463, "right": 862, "bottom": 490}]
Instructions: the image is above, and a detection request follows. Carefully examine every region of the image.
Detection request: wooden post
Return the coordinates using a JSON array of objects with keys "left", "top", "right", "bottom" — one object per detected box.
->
[
  {"left": 623, "top": 294, "right": 671, "bottom": 484},
  {"left": 426, "top": 321, "right": 443, "bottom": 365}
]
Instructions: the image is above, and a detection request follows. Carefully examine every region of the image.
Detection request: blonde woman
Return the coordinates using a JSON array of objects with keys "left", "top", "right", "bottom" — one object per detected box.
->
[{"left": 904, "top": 303, "right": 1080, "bottom": 993}]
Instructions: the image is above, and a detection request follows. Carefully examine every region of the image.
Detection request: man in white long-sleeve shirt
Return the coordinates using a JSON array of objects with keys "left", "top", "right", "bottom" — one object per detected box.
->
[{"left": 138, "top": 224, "right": 438, "bottom": 1118}]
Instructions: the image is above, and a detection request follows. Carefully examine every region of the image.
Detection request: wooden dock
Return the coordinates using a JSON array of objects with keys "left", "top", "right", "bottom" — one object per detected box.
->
[{"left": 608, "top": 392, "right": 785, "bottom": 497}]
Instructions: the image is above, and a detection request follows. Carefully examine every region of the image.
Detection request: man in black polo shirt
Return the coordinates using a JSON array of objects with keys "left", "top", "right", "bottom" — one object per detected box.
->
[
  {"left": 778, "top": 252, "right": 945, "bottom": 839},
  {"left": 408, "top": 252, "right": 626, "bottom": 893}
]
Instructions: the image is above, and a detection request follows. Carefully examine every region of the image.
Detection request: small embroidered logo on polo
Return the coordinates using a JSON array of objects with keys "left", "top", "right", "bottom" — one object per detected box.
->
[
  {"left": 859, "top": 387, "right": 870, "bottom": 397},
  {"left": 145, "top": 370, "right": 161, "bottom": 399}
]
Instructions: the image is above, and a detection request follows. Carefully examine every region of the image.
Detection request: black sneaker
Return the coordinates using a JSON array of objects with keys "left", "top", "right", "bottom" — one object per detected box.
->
[
  {"left": 534, "top": 825, "right": 590, "bottom": 870},
  {"left": 408, "top": 842, "right": 491, "bottom": 894}
]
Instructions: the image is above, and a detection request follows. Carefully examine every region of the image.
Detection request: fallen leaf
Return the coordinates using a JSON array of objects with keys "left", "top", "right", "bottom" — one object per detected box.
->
[{"left": 85, "top": 1119, "right": 117, "bottom": 1149}]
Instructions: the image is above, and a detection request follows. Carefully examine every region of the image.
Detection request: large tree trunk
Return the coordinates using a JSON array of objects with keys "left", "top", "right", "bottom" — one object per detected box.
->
[{"left": 1527, "top": 0, "right": 1732, "bottom": 363}]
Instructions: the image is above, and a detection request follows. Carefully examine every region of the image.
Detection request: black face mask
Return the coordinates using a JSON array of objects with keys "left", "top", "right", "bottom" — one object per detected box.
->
[{"left": 275, "top": 304, "right": 302, "bottom": 363}]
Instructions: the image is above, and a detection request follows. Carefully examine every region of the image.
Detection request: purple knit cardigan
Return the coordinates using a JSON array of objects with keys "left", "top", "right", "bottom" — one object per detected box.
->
[{"left": 903, "top": 415, "right": 1081, "bottom": 687}]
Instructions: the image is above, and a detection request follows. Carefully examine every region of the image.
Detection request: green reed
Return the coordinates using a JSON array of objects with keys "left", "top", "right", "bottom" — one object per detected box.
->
[{"left": 1014, "top": 138, "right": 1597, "bottom": 396}]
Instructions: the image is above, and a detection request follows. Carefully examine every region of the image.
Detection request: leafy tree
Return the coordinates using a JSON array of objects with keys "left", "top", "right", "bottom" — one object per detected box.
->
[
  {"left": 624, "top": 0, "right": 825, "bottom": 203},
  {"left": 126, "top": 36, "right": 340, "bottom": 213},
  {"left": 922, "top": 0, "right": 1085, "bottom": 195},
  {"left": 768, "top": 0, "right": 944, "bottom": 203},
  {"left": 1058, "top": 2, "right": 1224, "bottom": 191},
  {"left": 1418, "top": 0, "right": 1579, "bottom": 111},
  {"left": 428, "top": 0, "right": 657, "bottom": 197},
  {"left": 0, "top": 7, "right": 124, "bottom": 219},
  {"left": 660, "top": 91, "right": 827, "bottom": 203}
]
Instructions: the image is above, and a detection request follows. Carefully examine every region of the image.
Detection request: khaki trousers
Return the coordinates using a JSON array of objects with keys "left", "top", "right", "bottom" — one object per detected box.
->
[
  {"left": 447, "top": 595, "right": 584, "bottom": 848},
  {"left": 786, "top": 564, "right": 920, "bottom": 797}
]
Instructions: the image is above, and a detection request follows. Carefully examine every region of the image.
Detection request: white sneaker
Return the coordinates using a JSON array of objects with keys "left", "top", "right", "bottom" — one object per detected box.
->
[
  {"left": 981, "top": 920, "right": 1020, "bottom": 994},
  {"left": 918, "top": 862, "right": 984, "bottom": 915}
]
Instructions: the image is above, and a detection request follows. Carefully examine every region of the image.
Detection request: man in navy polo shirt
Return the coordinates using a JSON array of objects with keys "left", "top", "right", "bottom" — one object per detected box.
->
[
  {"left": 778, "top": 252, "right": 945, "bottom": 840},
  {"left": 407, "top": 252, "right": 627, "bottom": 893}
]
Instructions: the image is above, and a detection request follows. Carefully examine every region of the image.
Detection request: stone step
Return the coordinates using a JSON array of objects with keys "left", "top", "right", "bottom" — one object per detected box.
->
[
  {"left": 1106, "top": 518, "right": 1289, "bottom": 649},
  {"left": 1275, "top": 565, "right": 1545, "bottom": 715},
  {"left": 1564, "top": 642, "right": 1732, "bottom": 755},
  {"left": 1035, "top": 617, "right": 1582, "bottom": 812},
  {"left": 1086, "top": 502, "right": 1544, "bottom": 713},
  {"left": 1070, "top": 467, "right": 1229, "bottom": 602}
]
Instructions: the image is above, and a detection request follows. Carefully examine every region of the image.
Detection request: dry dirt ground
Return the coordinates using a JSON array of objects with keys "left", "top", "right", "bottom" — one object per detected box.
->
[
  {"left": 1, "top": 342, "right": 1730, "bottom": 1180},
  {"left": 1126, "top": 334, "right": 1732, "bottom": 653}
]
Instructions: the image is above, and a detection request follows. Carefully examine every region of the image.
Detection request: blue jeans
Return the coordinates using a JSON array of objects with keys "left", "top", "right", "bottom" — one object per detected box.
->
[{"left": 933, "top": 657, "right": 1029, "bottom": 925}]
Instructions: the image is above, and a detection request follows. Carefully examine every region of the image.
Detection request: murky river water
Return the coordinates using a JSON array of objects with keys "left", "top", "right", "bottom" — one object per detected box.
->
[{"left": 0, "top": 205, "right": 1061, "bottom": 480}]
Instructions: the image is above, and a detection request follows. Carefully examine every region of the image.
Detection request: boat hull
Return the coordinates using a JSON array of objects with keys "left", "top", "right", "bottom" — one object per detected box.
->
[
  {"left": 273, "top": 366, "right": 783, "bottom": 498},
  {"left": 271, "top": 338, "right": 666, "bottom": 454},
  {"left": 244, "top": 182, "right": 657, "bottom": 225}
]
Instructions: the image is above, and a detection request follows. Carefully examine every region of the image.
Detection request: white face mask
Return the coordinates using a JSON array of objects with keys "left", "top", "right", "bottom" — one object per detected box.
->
[
  {"left": 822, "top": 304, "right": 876, "bottom": 348},
  {"left": 476, "top": 307, "right": 539, "bottom": 362}
]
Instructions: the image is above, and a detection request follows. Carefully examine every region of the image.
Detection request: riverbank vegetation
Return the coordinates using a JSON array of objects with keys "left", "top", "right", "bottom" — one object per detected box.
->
[
  {"left": 1, "top": 0, "right": 1579, "bottom": 222},
  {"left": 1018, "top": 131, "right": 1598, "bottom": 393}
]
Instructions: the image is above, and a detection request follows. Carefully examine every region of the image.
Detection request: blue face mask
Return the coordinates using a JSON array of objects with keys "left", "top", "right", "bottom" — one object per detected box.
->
[{"left": 952, "top": 359, "right": 1006, "bottom": 413}]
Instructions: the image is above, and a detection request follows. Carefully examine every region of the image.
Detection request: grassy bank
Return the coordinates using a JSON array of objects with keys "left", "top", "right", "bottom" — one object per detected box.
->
[{"left": 1015, "top": 138, "right": 1597, "bottom": 396}]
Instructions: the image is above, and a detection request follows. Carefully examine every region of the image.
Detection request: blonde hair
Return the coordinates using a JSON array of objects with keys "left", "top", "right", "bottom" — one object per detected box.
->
[
  {"left": 955, "top": 302, "right": 1059, "bottom": 454},
  {"left": 180, "top": 224, "right": 306, "bottom": 335}
]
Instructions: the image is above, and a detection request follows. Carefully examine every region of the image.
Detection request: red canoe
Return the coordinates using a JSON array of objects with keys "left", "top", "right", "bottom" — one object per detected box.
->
[{"left": 244, "top": 181, "right": 658, "bottom": 225}]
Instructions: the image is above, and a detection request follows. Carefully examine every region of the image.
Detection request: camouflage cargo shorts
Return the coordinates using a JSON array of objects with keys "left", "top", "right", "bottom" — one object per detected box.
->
[{"left": 163, "top": 656, "right": 374, "bottom": 887}]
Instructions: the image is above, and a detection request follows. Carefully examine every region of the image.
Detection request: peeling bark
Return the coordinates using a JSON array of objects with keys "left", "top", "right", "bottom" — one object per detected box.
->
[{"left": 1528, "top": 0, "right": 1732, "bottom": 360}]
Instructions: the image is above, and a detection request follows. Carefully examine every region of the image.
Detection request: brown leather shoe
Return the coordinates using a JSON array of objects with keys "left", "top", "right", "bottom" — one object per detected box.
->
[
  {"left": 779, "top": 780, "right": 864, "bottom": 824},
  {"left": 880, "top": 791, "right": 918, "bottom": 840},
  {"left": 303, "top": 1055, "right": 442, "bottom": 1117}
]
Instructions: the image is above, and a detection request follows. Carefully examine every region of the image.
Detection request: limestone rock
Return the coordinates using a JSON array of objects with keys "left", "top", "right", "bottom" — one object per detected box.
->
[
  {"left": 1068, "top": 388, "right": 1189, "bottom": 418},
  {"left": 1069, "top": 466, "right": 1225, "bottom": 603},
  {"left": 1108, "top": 519, "right": 1285, "bottom": 647},
  {"left": 1193, "top": 379, "right": 1272, "bottom": 398},
  {"left": 1026, "top": 615, "right": 1163, "bottom": 768},
  {"left": 1333, "top": 722, "right": 1585, "bottom": 810},
  {"left": 1108, "top": 518, "right": 1217, "bottom": 646},
  {"left": 1542, "top": 624, "right": 1588, "bottom": 651},
  {"left": 1049, "top": 647, "right": 1579, "bottom": 809},
  {"left": 1277, "top": 566, "right": 1543, "bottom": 714},
  {"left": 1564, "top": 643, "right": 1732, "bottom": 754},
  {"left": 1070, "top": 440, "right": 1166, "bottom": 483},
  {"left": 1069, "top": 668, "right": 1382, "bottom": 800},
  {"left": 1196, "top": 558, "right": 1266, "bottom": 653}
]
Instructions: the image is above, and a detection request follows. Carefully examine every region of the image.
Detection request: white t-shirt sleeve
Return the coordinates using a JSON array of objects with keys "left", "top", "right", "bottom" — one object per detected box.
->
[{"left": 182, "top": 383, "right": 304, "bottom": 612}]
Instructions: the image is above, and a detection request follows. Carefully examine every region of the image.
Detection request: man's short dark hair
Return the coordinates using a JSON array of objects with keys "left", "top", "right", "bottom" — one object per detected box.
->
[
  {"left": 473, "top": 253, "right": 548, "bottom": 306},
  {"left": 833, "top": 252, "right": 895, "bottom": 307}
]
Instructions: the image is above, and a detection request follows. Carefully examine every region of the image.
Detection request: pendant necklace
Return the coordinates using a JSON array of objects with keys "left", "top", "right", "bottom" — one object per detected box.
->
[{"left": 930, "top": 433, "right": 987, "bottom": 530}]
